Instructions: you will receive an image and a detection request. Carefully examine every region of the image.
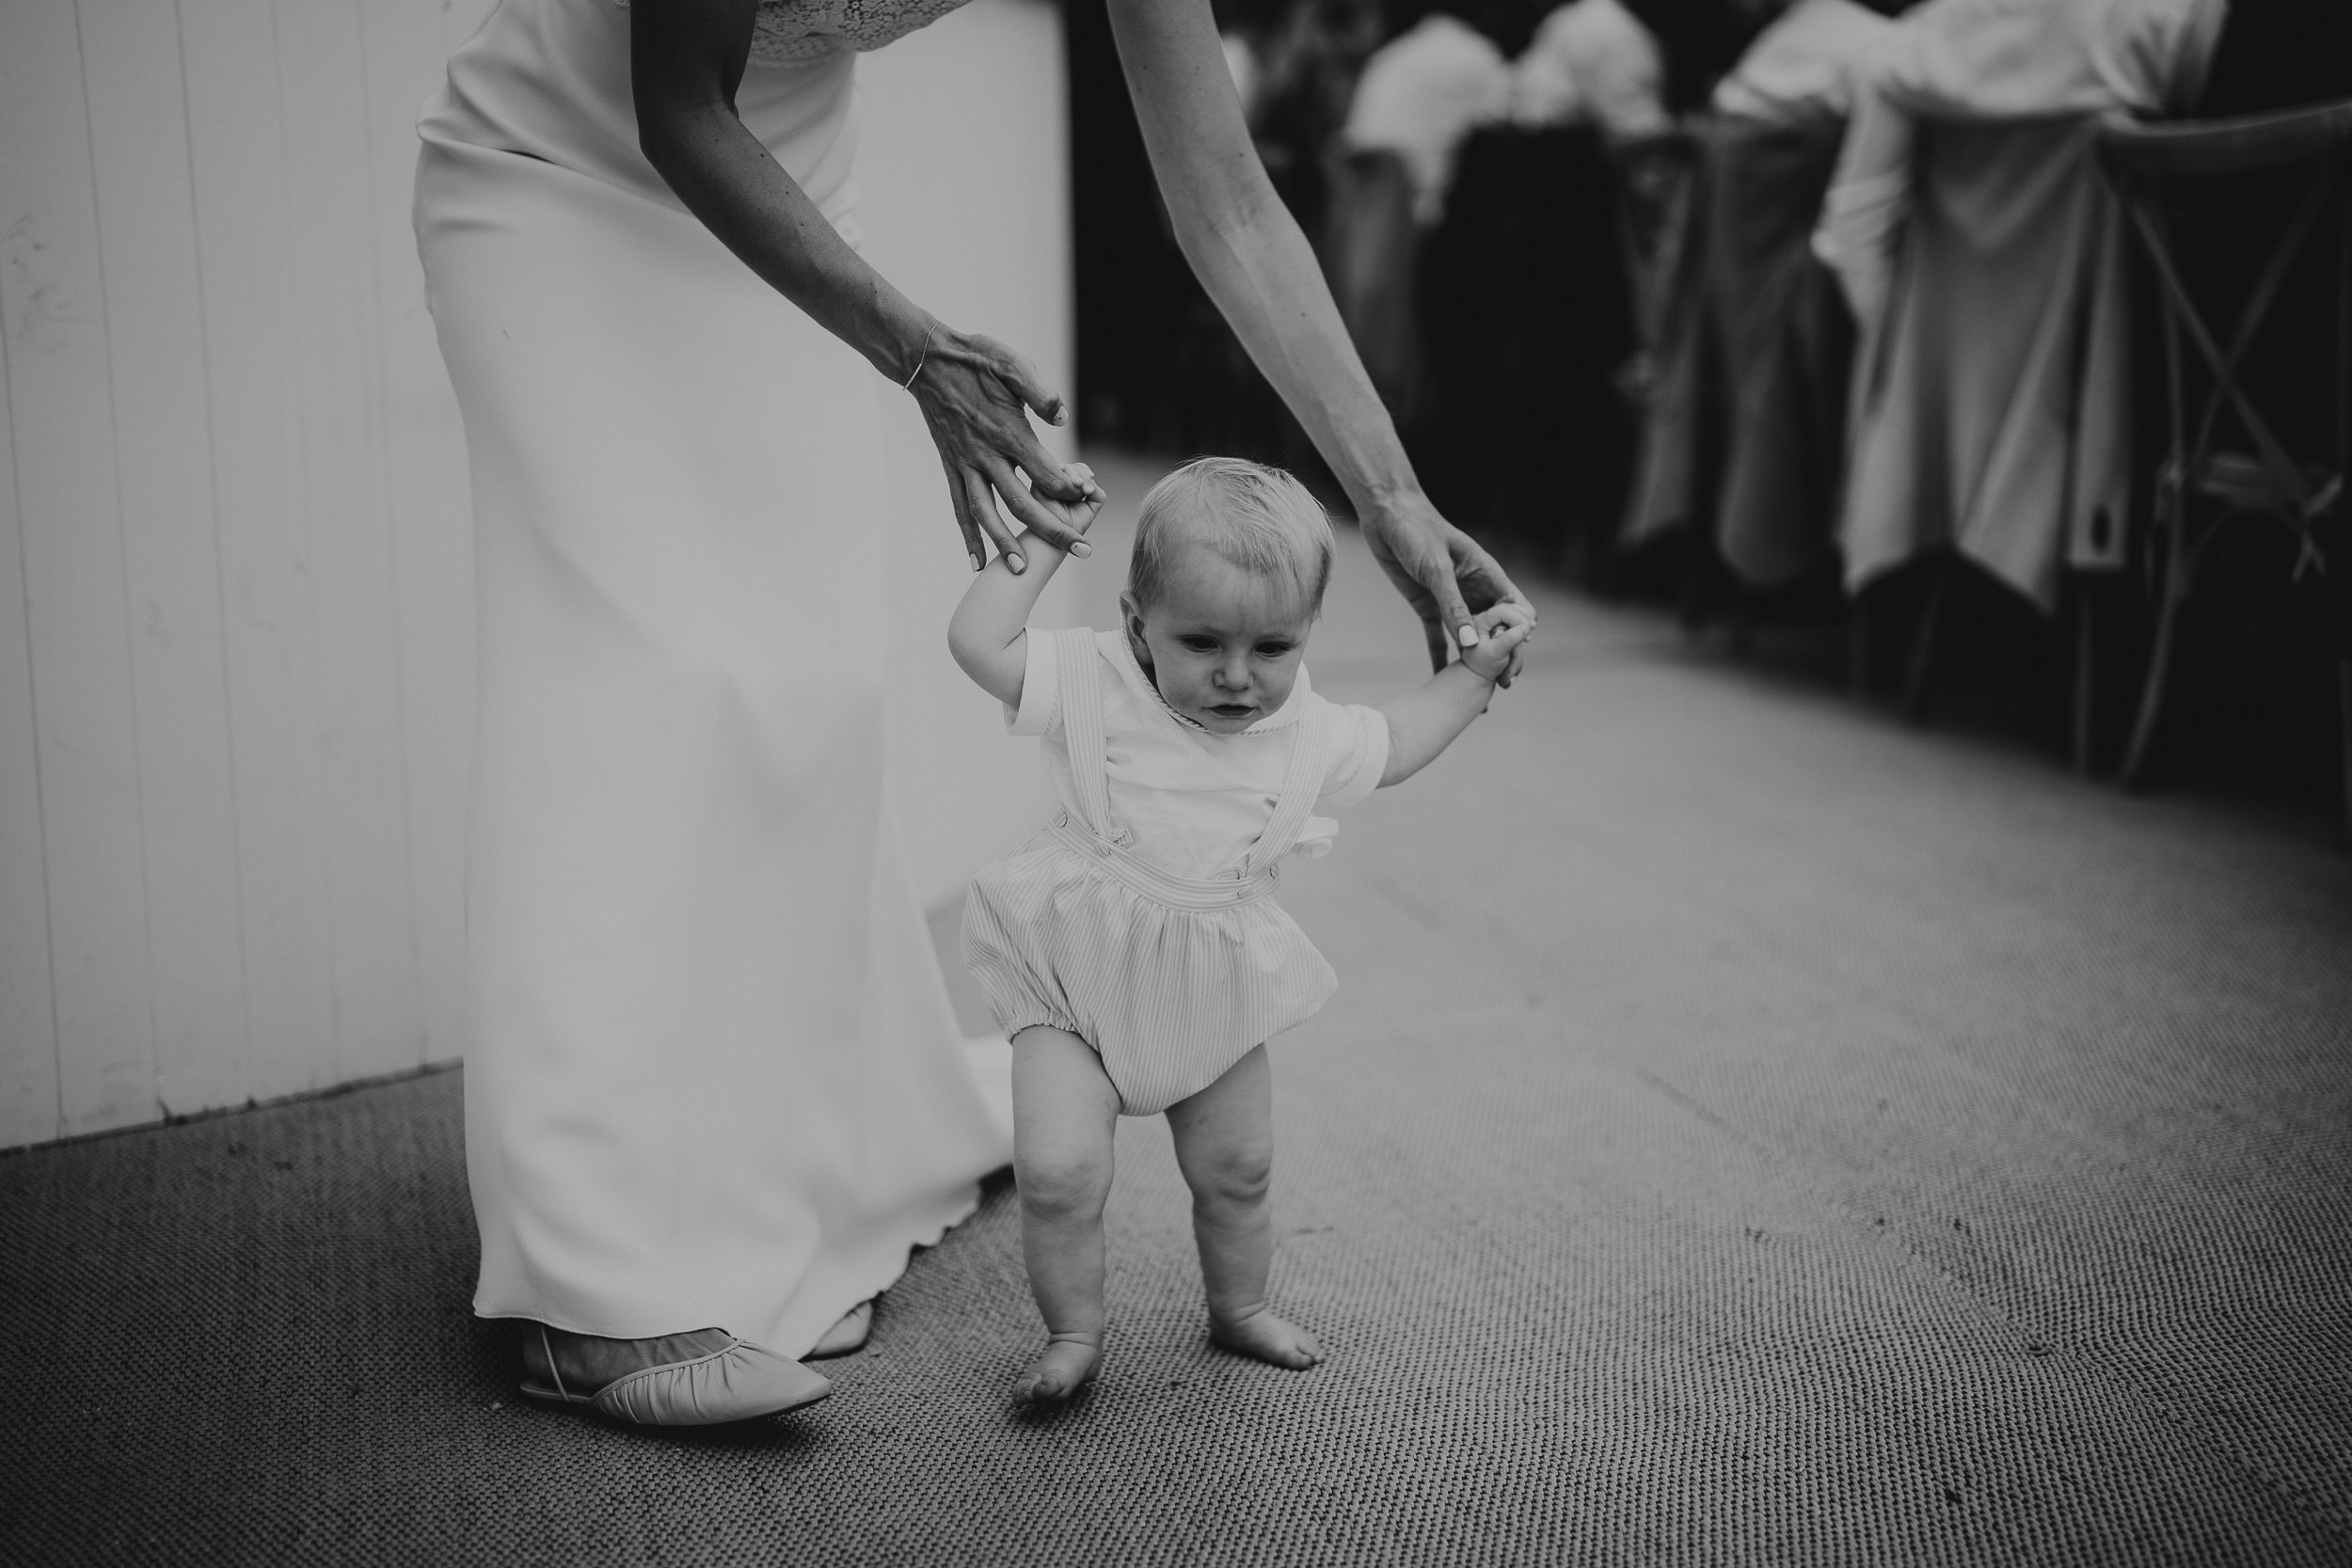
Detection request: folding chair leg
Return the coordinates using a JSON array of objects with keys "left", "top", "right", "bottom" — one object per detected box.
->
[
  {"left": 1848, "top": 588, "right": 1875, "bottom": 699},
  {"left": 1677, "top": 543, "right": 1712, "bottom": 638},
  {"left": 2120, "top": 540, "right": 2192, "bottom": 791},
  {"left": 2339, "top": 656, "right": 2351, "bottom": 846},
  {"left": 1727, "top": 598, "right": 1756, "bottom": 659},
  {"left": 2072, "top": 579, "right": 2100, "bottom": 775},
  {"left": 1900, "top": 556, "right": 1947, "bottom": 723}
]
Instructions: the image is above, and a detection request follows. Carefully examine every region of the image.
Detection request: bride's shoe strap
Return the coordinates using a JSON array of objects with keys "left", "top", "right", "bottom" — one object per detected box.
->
[{"left": 540, "top": 1324, "right": 571, "bottom": 1402}]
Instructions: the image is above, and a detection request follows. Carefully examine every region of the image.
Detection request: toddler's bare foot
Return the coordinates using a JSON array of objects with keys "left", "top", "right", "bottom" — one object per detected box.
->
[
  {"left": 1210, "top": 1305, "right": 1323, "bottom": 1370},
  {"left": 1014, "top": 1332, "right": 1102, "bottom": 1406},
  {"left": 807, "top": 1299, "right": 873, "bottom": 1359}
]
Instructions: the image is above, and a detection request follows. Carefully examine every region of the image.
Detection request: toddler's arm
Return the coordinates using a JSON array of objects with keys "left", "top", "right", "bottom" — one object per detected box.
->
[
  {"left": 947, "top": 463, "right": 1105, "bottom": 707},
  {"left": 1377, "top": 605, "right": 1532, "bottom": 786}
]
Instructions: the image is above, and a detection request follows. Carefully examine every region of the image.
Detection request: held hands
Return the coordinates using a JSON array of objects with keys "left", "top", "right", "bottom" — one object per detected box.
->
[
  {"left": 906, "top": 324, "right": 1096, "bottom": 575},
  {"left": 946, "top": 463, "right": 1104, "bottom": 709},
  {"left": 902, "top": 317, "right": 1528, "bottom": 689},
  {"left": 1375, "top": 601, "right": 1532, "bottom": 787},
  {"left": 1020, "top": 462, "right": 1107, "bottom": 559},
  {"left": 1455, "top": 602, "right": 1534, "bottom": 684},
  {"left": 1358, "top": 492, "right": 1535, "bottom": 684}
]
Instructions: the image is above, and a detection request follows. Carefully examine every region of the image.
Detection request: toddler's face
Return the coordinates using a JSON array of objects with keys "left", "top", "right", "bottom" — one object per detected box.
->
[{"left": 1123, "top": 546, "right": 1315, "bottom": 736}]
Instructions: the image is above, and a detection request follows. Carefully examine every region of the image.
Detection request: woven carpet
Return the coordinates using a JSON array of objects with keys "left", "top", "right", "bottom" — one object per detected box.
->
[{"left": 5, "top": 453, "right": 2350, "bottom": 1564}]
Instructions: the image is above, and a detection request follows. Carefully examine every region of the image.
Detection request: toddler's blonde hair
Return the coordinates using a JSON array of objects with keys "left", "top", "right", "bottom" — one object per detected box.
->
[{"left": 1129, "top": 457, "right": 1337, "bottom": 616}]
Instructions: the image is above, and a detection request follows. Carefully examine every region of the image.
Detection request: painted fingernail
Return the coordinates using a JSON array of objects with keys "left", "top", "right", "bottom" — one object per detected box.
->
[
  {"left": 1071, "top": 541, "right": 1091, "bottom": 557},
  {"left": 971, "top": 553, "right": 983, "bottom": 572},
  {"left": 1458, "top": 625, "right": 1480, "bottom": 647}
]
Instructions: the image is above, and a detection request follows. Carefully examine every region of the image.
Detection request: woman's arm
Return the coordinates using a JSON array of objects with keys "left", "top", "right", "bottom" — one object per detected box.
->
[
  {"left": 1104, "top": 0, "right": 1531, "bottom": 673},
  {"left": 629, "top": 1, "right": 1089, "bottom": 570}
]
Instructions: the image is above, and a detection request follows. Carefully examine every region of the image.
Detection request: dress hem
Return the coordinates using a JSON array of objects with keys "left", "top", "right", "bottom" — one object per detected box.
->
[{"left": 469, "top": 1173, "right": 1004, "bottom": 1354}]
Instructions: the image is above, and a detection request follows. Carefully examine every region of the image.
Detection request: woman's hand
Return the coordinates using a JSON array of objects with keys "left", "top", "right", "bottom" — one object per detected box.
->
[
  {"left": 909, "top": 327, "right": 1097, "bottom": 575},
  {"left": 1359, "top": 492, "right": 1535, "bottom": 680}
]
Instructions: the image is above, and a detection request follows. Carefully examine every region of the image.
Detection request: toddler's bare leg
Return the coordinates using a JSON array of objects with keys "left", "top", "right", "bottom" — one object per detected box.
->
[
  {"left": 1166, "top": 1045, "right": 1324, "bottom": 1370},
  {"left": 1011, "top": 1025, "right": 1120, "bottom": 1403}
]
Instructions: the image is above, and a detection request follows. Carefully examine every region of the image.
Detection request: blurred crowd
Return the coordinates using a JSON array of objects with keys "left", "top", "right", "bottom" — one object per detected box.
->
[
  {"left": 1075, "top": 0, "right": 1832, "bottom": 565},
  {"left": 1070, "top": 0, "right": 2352, "bottom": 792}
]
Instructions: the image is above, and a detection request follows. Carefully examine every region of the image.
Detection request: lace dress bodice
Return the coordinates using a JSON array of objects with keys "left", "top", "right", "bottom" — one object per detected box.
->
[{"left": 612, "top": 0, "right": 973, "bottom": 66}]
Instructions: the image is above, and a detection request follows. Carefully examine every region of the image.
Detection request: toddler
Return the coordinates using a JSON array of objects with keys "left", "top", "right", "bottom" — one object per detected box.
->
[{"left": 949, "top": 455, "right": 1529, "bottom": 1405}]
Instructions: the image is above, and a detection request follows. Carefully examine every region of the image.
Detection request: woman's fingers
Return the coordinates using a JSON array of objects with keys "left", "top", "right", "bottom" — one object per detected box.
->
[
  {"left": 1452, "top": 532, "right": 1531, "bottom": 622},
  {"left": 914, "top": 327, "right": 1107, "bottom": 571},
  {"left": 1449, "top": 534, "right": 1532, "bottom": 686},
  {"left": 978, "top": 335, "right": 1067, "bottom": 428},
  {"left": 1015, "top": 438, "right": 1090, "bottom": 502},
  {"left": 962, "top": 467, "right": 1025, "bottom": 572},
  {"left": 940, "top": 448, "right": 988, "bottom": 571},
  {"left": 987, "top": 457, "right": 1090, "bottom": 556},
  {"left": 1408, "top": 546, "right": 1479, "bottom": 663}
]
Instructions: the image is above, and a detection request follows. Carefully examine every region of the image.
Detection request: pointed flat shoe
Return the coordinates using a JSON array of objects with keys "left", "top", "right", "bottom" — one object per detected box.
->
[
  {"left": 520, "top": 1326, "right": 831, "bottom": 1426},
  {"left": 806, "top": 1300, "right": 873, "bottom": 1360}
]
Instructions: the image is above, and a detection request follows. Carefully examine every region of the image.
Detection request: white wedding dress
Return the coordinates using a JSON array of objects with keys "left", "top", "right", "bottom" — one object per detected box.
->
[{"left": 414, "top": 0, "right": 1008, "bottom": 1355}]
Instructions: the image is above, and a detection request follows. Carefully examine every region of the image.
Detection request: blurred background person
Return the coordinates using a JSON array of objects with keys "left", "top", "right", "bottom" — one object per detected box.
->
[
  {"left": 1341, "top": 1, "right": 1516, "bottom": 226},
  {"left": 1619, "top": 0, "right": 1906, "bottom": 606},
  {"left": 1708, "top": 0, "right": 1899, "bottom": 124},
  {"left": 1511, "top": 0, "right": 1672, "bottom": 139}
]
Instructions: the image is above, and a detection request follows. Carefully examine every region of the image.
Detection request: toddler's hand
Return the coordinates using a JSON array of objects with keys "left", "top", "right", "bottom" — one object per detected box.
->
[
  {"left": 1025, "top": 462, "right": 1104, "bottom": 549},
  {"left": 1457, "top": 602, "right": 1532, "bottom": 682}
]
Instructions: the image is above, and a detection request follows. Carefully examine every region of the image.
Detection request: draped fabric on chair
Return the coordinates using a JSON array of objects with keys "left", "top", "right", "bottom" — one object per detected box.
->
[
  {"left": 1836, "top": 113, "right": 2138, "bottom": 609},
  {"left": 1623, "top": 114, "right": 1855, "bottom": 589},
  {"left": 1616, "top": 0, "right": 1892, "bottom": 596},
  {"left": 1814, "top": 0, "right": 2227, "bottom": 610}
]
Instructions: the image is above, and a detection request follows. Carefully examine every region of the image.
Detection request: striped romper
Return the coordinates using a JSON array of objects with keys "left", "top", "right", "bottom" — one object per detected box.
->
[{"left": 964, "top": 628, "right": 1386, "bottom": 1116}]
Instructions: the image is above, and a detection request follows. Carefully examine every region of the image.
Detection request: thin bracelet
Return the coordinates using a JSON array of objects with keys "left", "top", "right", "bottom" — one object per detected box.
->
[{"left": 900, "top": 327, "right": 931, "bottom": 389}]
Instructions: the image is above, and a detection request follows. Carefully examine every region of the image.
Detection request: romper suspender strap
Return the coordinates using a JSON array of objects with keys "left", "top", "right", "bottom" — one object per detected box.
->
[
  {"left": 1057, "top": 630, "right": 1121, "bottom": 847},
  {"left": 1244, "top": 699, "right": 1331, "bottom": 877},
  {"left": 1052, "top": 629, "right": 1330, "bottom": 892}
]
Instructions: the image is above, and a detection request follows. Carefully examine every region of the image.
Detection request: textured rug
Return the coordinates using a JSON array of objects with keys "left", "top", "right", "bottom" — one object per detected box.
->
[{"left": 6, "top": 458, "right": 2349, "bottom": 1564}]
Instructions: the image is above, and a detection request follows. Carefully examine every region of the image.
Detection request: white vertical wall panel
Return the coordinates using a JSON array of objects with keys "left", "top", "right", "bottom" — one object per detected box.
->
[
  {"left": 274, "top": 0, "right": 422, "bottom": 1086},
  {"left": 0, "top": 286, "right": 61, "bottom": 1150},
  {"left": 0, "top": 0, "right": 491, "bottom": 1145},
  {"left": 0, "top": 0, "right": 1067, "bottom": 1147},
  {"left": 360, "top": 0, "right": 495, "bottom": 1070},
  {"left": 0, "top": 0, "right": 161, "bottom": 1137},
  {"left": 77, "top": 0, "right": 253, "bottom": 1119},
  {"left": 177, "top": 0, "right": 340, "bottom": 1109}
]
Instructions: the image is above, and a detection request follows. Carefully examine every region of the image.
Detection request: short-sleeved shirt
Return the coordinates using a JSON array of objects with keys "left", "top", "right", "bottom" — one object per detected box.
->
[{"left": 1009, "top": 628, "right": 1391, "bottom": 882}]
